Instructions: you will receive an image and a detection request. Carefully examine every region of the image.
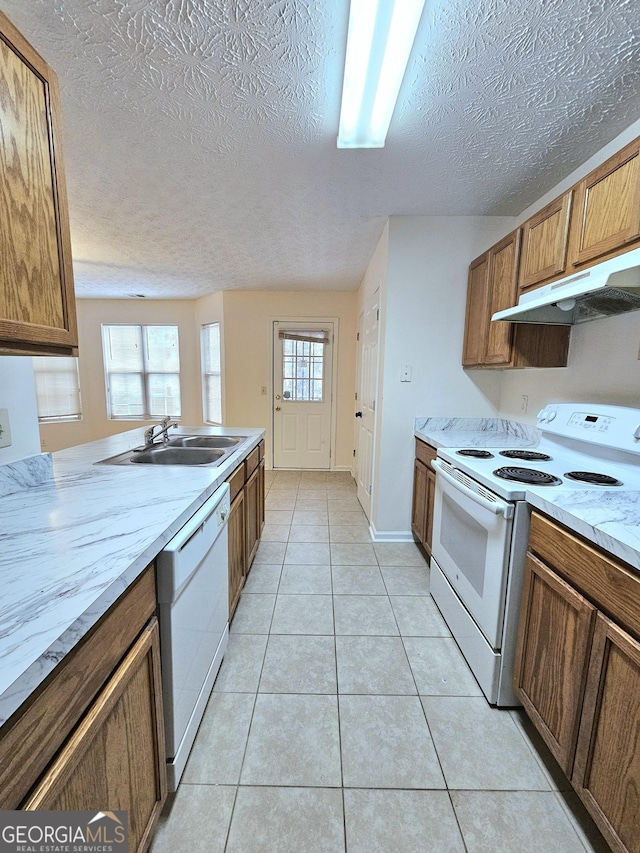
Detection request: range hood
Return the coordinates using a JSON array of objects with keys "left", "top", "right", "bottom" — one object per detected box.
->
[{"left": 492, "top": 246, "right": 640, "bottom": 325}]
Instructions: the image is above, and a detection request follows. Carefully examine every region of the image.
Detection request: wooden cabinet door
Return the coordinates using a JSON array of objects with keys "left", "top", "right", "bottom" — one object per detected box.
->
[
  {"left": 228, "top": 488, "right": 246, "bottom": 619},
  {"left": 573, "top": 614, "right": 640, "bottom": 853},
  {"left": 24, "top": 618, "right": 166, "bottom": 853},
  {"left": 570, "top": 137, "right": 640, "bottom": 268},
  {"left": 424, "top": 466, "right": 436, "bottom": 557},
  {"left": 245, "top": 464, "right": 261, "bottom": 571},
  {"left": 483, "top": 230, "right": 520, "bottom": 365},
  {"left": 513, "top": 553, "right": 596, "bottom": 775},
  {"left": 462, "top": 253, "right": 490, "bottom": 366},
  {"left": 411, "top": 459, "right": 428, "bottom": 545},
  {"left": 258, "top": 457, "right": 265, "bottom": 538},
  {"left": 0, "top": 12, "right": 77, "bottom": 355},
  {"left": 519, "top": 191, "right": 573, "bottom": 292}
]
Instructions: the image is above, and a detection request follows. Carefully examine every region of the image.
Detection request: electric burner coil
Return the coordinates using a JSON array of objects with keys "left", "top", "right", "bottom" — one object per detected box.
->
[{"left": 494, "top": 467, "right": 562, "bottom": 486}]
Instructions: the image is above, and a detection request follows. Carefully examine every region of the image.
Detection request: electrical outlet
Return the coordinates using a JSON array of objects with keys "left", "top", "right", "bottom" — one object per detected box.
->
[
  {"left": 0, "top": 408, "right": 12, "bottom": 448},
  {"left": 520, "top": 395, "right": 529, "bottom": 414}
]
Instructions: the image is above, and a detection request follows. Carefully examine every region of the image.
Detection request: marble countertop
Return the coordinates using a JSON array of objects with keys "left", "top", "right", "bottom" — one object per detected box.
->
[
  {"left": 414, "top": 417, "right": 539, "bottom": 449},
  {"left": 525, "top": 487, "right": 640, "bottom": 572},
  {"left": 0, "top": 426, "right": 264, "bottom": 726}
]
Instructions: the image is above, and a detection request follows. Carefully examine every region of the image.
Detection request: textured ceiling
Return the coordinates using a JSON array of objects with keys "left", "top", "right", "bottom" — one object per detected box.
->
[{"left": 2, "top": 0, "right": 640, "bottom": 298}]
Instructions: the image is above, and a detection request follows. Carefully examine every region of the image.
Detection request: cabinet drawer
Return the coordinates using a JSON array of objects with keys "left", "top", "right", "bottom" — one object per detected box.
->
[
  {"left": 227, "top": 463, "right": 245, "bottom": 502},
  {"left": 245, "top": 446, "right": 260, "bottom": 478},
  {"left": 258, "top": 439, "right": 265, "bottom": 461},
  {"left": 529, "top": 512, "right": 640, "bottom": 640},
  {"left": 415, "top": 438, "right": 436, "bottom": 468},
  {"left": 0, "top": 564, "right": 156, "bottom": 809}
]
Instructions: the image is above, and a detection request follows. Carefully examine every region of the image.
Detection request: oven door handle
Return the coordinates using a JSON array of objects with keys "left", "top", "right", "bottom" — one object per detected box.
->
[{"left": 432, "top": 459, "right": 514, "bottom": 519}]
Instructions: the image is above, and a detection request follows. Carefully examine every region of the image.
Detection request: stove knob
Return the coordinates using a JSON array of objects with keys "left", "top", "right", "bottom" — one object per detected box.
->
[
  {"left": 537, "top": 408, "right": 548, "bottom": 421},
  {"left": 634, "top": 425, "right": 640, "bottom": 441},
  {"left": 546, "top": 409, "right": 557, "bottom": 422}
]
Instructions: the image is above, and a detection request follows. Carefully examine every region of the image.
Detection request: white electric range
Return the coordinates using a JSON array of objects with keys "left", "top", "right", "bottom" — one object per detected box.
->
[{"left": 429, "top": 403, "right": 640, "bottom": 707}]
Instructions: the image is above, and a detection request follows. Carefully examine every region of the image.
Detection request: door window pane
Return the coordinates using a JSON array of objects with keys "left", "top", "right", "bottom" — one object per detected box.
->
[{"left": 281, "top": 338, "right": 324, "bottom": 402}]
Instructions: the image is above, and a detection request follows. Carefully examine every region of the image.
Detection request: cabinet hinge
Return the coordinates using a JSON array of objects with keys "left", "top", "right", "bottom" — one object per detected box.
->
[
  {"left": 353, "top": 449, "right": 356, "bottom": 457},
  {"left": 356, "top": 332, "right": 360, "bottom": 341},
  {"left": 376, "top": 309, "right": 379, "bottom": 321}
]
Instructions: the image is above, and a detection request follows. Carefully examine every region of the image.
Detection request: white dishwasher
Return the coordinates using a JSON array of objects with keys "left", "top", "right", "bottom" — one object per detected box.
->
[{"left": 156, "top": 482, "right": 230, "bottom": 791}]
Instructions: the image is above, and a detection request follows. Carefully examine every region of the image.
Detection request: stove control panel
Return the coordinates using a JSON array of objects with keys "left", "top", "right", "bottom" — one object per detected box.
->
[{"left": 567, "top": 412, "right": 615, "bottom": 432}]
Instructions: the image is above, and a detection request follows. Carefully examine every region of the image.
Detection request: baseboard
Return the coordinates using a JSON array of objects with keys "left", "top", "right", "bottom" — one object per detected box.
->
[{"left": 368, "top": 524, "right": 414, "bottom": 543}]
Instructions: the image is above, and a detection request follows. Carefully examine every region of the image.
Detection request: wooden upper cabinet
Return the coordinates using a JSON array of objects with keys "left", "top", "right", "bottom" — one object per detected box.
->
[
  {"left": 461, "top": 233, "right": 569, "bottom": 370},
  {"left": 519, "top": 191, "right": 573, "bottom": 293},
  {"left": 0, "top": 11, "right": 77, "bottom": 355},
  {"left": 483, "top": 230, "right": 520, "bottom": 365},
  {"left": 462, "top": 252, "right": 490, "bottom": 366},
  {"left": 569, "top": 137, "right": 640, "bottom": 269}
]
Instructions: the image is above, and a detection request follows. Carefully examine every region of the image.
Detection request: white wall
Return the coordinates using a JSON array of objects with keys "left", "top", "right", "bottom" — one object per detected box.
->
[
  {"left": 0, "top": 357, "right": 41, "bottom": 464},
  {"left": 367, "top": 215, "right": 515, "bottom": 537},
  {"left": 499, "top": 117, "right": 640, "bottom": 421}
]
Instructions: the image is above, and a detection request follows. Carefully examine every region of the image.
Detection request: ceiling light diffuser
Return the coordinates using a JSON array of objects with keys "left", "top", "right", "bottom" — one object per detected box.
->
[{"left": 338, "top": 0, "right": 426, "bottom": 149}]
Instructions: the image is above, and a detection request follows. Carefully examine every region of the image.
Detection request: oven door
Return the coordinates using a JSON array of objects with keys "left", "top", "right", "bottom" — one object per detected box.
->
[{"left": 431, "top": 459, "right": 514, "bottom": 649}]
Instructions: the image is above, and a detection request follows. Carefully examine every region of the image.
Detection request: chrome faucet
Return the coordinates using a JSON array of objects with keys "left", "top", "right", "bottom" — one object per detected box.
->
[{"left": 144, "top": 417, "right": 178, "bottom": 447}]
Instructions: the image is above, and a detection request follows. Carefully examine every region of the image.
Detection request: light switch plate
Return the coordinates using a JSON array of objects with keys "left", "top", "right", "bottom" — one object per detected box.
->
[{"left": 0, "top": 408, "right": 12, "bottom": 448}]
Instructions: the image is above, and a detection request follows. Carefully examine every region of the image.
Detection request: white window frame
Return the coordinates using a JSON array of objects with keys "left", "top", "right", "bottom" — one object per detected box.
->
[
  {"left": 101, "top": 324, "right": 182, "bottom": 421},
  {"left": 32, "top": 356, "right": 82, "bottom": 423},
  {"left": 201, "top": 322, "right": 222, "bottom": 424}
]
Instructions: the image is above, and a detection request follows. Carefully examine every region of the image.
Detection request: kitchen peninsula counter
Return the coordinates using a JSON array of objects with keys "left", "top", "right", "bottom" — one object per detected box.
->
[{"left": 0, "top": 426, "right": 265, "bottom": 725}]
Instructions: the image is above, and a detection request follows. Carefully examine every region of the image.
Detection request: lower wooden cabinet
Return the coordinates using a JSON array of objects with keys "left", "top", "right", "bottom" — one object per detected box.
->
[
  {"left": 573, "top": 614, "right": 640, "bottom": 853},
  {"left": 411, "top": 439, "right": 436, "bottom": 558},
  {"left": 227, "top": 486, "right": 246, "bottom": 619},
  {"left": 24, "top": 619, "right": 166, "bottom": 853},
  {"left": 514, "top": 512, "right": 640, "bottom": 853},
  {"left": 245, "top": 460, "right": 264, "bottom": 568},
  {"left": 226, "top": 440, "right": 265, "bottom": 620},
  {"left": 513, "top": 553, "right": 596, "bottom": 775},
  {"left": 0, "top": 564, "right": 166, "bottom": 853}
]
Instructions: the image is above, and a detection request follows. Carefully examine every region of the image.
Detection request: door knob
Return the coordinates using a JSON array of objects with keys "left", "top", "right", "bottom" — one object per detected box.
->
[
  {"left": 355, "top": 411, "right": 363, "bottom": 418},
  {"left": 275, "top": 406, "right": 281, "bottom": 411},
  {"left": 275, "top": 395, "right": 281, "bottom": 400}
]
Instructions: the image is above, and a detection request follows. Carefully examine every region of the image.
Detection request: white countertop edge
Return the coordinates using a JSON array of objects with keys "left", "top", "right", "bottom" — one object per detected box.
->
[{"left": 0, "top": 427, "right": 265, "bottom": 726}]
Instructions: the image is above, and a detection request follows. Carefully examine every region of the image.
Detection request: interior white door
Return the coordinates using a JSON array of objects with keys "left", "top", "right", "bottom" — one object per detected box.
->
[
  {"left": 272, "top": 322, "right": 334, "bottom": 469},
  {"left": 355, "top": 290, "right": 379, "bottom": 516}
]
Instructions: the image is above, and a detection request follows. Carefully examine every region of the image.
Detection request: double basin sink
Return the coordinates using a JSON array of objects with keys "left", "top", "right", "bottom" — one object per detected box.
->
[{"left": 97, "top": 434, "right": 247, "bottom": 467}]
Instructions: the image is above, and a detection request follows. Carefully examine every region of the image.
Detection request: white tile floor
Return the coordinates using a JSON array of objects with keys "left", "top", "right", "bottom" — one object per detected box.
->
[{"left": 151, "top": 470, "right": 611, "bottom": 853}]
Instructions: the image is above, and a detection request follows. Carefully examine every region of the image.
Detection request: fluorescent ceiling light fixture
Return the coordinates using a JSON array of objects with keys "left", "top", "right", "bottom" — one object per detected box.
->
[{"left": 338, "top": 0, "right": 426, "bottom": 148}]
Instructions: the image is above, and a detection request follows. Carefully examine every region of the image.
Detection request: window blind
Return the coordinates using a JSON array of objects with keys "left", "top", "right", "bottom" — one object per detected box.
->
[
  {"left": 32, "top": 356, "right": 82, "bottom": 422},
  {"left": 202, "top": 322, "right": 222, "bottom": 424},
  {"left": 278, "top": 329, "right": 330, "bottom": 345}
]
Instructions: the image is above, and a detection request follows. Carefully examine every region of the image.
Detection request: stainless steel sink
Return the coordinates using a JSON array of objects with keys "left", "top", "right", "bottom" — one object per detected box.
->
[
  {"left": 96, "top": 433, "right": 249, "bottom": 467},
  {"left": 166, "top": 435, "right": 246, "bottom": 449},
  {"left": 129, "top": 446, "right": 226, "bottom": 465}
]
